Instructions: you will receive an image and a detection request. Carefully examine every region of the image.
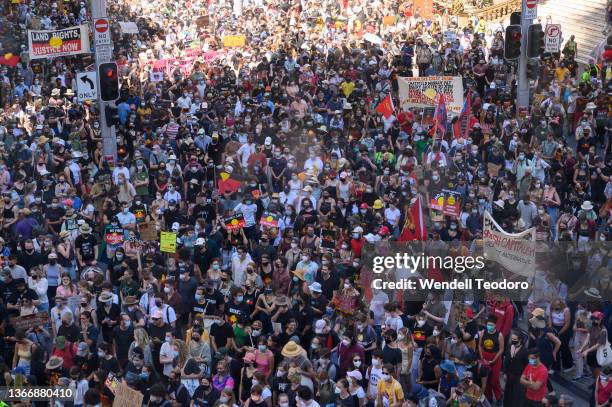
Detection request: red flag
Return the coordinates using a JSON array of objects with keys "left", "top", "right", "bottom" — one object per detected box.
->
[
  {"left": 375, "top": 94, "right": 394, "bottom": 119},
  {"left": 398, "top": 195, "right": 427, "bottom": 241},
  {"left": 428, "top": 93, "right": 447, "bottom": 137},
  {"left": 453, "top": 90, "right": 472, "bottom": 140}
]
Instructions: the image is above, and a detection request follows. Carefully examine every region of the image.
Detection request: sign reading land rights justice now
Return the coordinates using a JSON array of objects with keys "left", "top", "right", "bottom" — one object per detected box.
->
[{"left": 398, "top": 76, "right": 464, "bottom": 113}]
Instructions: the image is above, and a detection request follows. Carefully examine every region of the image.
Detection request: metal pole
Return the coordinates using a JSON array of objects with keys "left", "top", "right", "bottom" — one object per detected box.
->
[
  {"left": 91, "top": 0, "right": 117, "bottom": 164},
  {"left": 516, "top": 0, "right": 531, "bottom": 112}
]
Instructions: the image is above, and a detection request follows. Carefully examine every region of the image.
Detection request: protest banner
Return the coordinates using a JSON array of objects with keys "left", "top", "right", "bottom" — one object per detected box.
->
[
  {"left": 430, "top": 191, "right": 444, "bottom": 212},
  {"left": 113, "top": 382, "right": 143, "bottom": 407},
  {"left": 118, "top": 22, "right": 139, "bottom": 34},
  {"left": 105, "top": 372, "right": 121, "bottom": 394},
  {"left": 10, "top": 312, "right": 49, "bottom": 331},
  {"left": 483, "top": 211, "right": 536, "bottom": 278},
  {"left": 442, "top": 189, "right": 461, "bottom": 217},
  {"left": 160, "top": 231, "right": 177, "bottom": 253},
  {"left": 222, "top": 34, "right": 246, "bottom": 47},
  {"left": 398, "top": 76, "right": 464, "bottom": 113},
  {"left": 260, "top": 212, "right": 279, "bottom": 228},
  {"left": 27, "top": 25, "right": 90, "bottom": 59},
  {"left": 224, "top": 214, "right": 246, "bottom": 231}
]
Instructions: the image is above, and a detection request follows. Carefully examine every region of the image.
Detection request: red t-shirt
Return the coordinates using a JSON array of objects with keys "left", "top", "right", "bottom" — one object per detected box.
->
[
  {"left": 522, "top": 363, "right": 548, "bottom": 401},
  {"left": 597, "top": 377, "right": 612, "bottom": 404}
]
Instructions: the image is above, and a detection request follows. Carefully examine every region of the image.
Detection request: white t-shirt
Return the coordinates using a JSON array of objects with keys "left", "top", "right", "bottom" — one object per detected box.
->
[{"left": 160, "top": 341, "right": 178, "bottom": 377}]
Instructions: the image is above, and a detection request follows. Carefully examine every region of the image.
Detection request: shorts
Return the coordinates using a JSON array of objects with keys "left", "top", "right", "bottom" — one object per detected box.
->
[{"left": 587, "top": 351, "right": 601, "bottom": 368}]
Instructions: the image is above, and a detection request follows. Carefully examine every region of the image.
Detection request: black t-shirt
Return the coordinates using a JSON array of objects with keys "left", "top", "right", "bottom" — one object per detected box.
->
[
  {"left": 57, "top": 323, "right": 80, "bottom": 343},
  {"left": 75, "top": 234, "right": 98, "bottom": 261},
  {"left": 225, "top": 300, "right": 250, "bottom": 323},
  {"left": 99, "top": 356, "right": 121, "bottom": 374},
  {"left": 209, "top": 321, "right": 234, "bottom": 349},
  {"left": 201, "top": 290, "right": 224, "bottom": 316},
  {"left": 382, "top": 345, "right": 402, "bottom": 367},
  {"left": 337, "top": 394, "right": 359, "bottom": 407},
  {"left": 147, "top": 323, "right": 172, "bottom": 349},
  {"left": 112, "top": 326, "right": 135, "bottom": 358},
  {"left": 192, "top": 386, "right": 220, "bottom": 407}
]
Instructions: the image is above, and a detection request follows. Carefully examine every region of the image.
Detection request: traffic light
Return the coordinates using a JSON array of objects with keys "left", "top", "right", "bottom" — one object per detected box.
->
[
  {"left": 510, "top": 11, "right": 521, "bottom": 25},
  {"left": 99, "top": 62, "right": 119, "bottom": 101},
  {"left": 504, "top": 25, "right": 522, "bottom": 60},
  {"left": 527, "top": 24, "right": 545, "bottom": 58},
  {"left": 526, "top": 60, "right": 541, "bottom": 80},
  {"left": 104, "top": 105, "right": 119, "bottom": 127}
]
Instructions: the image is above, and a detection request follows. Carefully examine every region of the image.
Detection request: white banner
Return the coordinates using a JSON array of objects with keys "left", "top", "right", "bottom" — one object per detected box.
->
[
  {"left": 483, "top": 211, "right": 537, "bottom": 278},
  {"left": 27, "top": 25, "right": 90, "bottom": 60},
  {"left": 397, "top": 76, "right": 464, "bottom": 113}
]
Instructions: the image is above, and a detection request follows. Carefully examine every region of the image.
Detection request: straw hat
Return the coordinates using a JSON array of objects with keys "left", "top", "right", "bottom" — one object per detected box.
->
[
  {"left": 281, "top": 341, "right": 303, "bottom": 357},
  {"left": 123, "top": 296, "right": 138, "bottom": 306},
  {"left": 98, "top": 292, "right": 113, "bottom": 303},
  {"left": 45, "top": 356, "right": 64, "bottom": 370},
  {"left": 584, "top": 287, "right": 602, "bottom": 298},
  {"left": 292, "top": 268, "right": 306, "bottom": 281},
  {"left": 79, "top": 223, "right": 92, "bottom": 234}
]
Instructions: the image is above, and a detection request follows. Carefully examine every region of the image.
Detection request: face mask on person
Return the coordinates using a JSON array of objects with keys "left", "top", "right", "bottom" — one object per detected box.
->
[
  {"left": 528, "top": 358, "right": 537, "bottom": 366},
  {"left": 432, "top": 329, "right": 440, "bottom": 336},
  {"left": 342, "top": 339, "right": 350, "bottom": 346},
  {"left": 417, "top": 319, "right": 426, "bottom": 327},
  {"left": 258, "top": 344, "right": 266, "bottom": 352},
  {"left": 334, "top": 387, "right": 342, "bottom": 394},
  {"left": 486, "top": 324, "right": 495, "bottom": 333},
  {"left": 236, "top": 295, "right": 243, "bottom": 303}
]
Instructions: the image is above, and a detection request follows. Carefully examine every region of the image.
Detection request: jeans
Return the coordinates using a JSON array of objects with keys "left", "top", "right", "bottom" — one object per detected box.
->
[{"left": 546, "top": 206, "right": 559, "bottom": 240}]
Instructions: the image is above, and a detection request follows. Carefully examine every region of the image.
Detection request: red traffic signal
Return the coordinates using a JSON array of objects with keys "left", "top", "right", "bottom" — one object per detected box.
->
[
  {"left": 99, "top": 62, "right": 119, "bottom": 101},
  {"left": 504, "top": 25, "right": 522, "bottom": 60}
]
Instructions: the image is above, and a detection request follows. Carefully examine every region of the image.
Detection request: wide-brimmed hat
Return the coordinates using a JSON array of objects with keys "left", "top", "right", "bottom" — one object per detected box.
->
[
  {"left": 581, "top": 201, "right": 594, "bottom": 211},
  {"left": 292, "top": 268, "right": 306, "bottom": 281},
  {"left": 494, "top": 199, "right": 505, "bottom": 209},
  {"left": 532, "top": 308, "right": 546, "bottom": 318},
  {"left": 308, "top": 282, "right": 322, "bottom": 293},
  {"left": 529, "top": 315, "right": 547, "bottom": 329},
  {"left": 46, "top": 356, "right": 64, "bottom": 369},
  {"left": 59, "top": 230, "right": 70, "bottom": 239},
  {"left": 585, "top": 102, "right": 597, "bottom": 110},
  {"left": 65, "top": 89, "right": 75, "bottom": 96},
  {"left": 440, "top": 360, "right": 456, "bottom": 373},
  {"left": 123, "top": 296, "right": 138, "bottom": 306},
  {"left": 79, "top": 223, "right": 92, "bottom": 234},
  {"left": 98, "top": 292, "right": 113, "bottom": 303},
  {"left": 584, "top": 287, "right": 602, "bottom": 298},
  {"left": 281, "top": 341, "right": 303, "bottom": 357}
]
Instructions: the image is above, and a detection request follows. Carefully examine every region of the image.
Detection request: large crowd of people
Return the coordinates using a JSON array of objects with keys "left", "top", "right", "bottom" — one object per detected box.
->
[{"left": 0, "top": 0, "right": 610, "bottom": 405}]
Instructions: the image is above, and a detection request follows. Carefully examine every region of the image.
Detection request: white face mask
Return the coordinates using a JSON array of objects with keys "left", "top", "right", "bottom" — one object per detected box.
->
[
  {"left": 353, "top": 361, "right": 362, "bottom": 367},
  {"left": 342, "top": 339, "right": 350, "bottom": 346},
  {"left": 417, "top": 319, "right": 426, "bottom": 327},
  {"left": 432, "top": 329, "right": 440, "bottom": 336}
]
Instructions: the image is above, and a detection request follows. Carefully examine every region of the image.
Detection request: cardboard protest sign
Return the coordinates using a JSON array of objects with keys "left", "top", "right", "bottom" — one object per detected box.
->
[
  {"left": 138, "top": 221, "right": 157, "bottom": 241},
  {"left": 224, "top": 214, "right": 246, "bottom": 230},
  {"left": 160, "top": 231, "right": 177, "bottom": 253},
  {"left": 112, "top": 382, "right": 144, "bottom": 407},
  {"left": 10, "top": 312, "right": 49, "bottom": 331}
]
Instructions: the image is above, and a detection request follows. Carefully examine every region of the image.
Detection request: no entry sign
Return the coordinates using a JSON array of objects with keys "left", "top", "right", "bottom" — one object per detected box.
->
[
  {"left": 94, "top": 18, "right": 112, "bottom": 46},
  {"left": 523, "top": 0, "right": 537, "bottom": 19}
]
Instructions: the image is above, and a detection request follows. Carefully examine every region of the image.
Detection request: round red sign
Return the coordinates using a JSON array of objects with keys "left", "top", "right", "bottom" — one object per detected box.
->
[
  {"left": 525, "top": 0, "right": 537, "bottom": 8},
  {"left": 95, "top": 19, "right": 109, "bottom": 33}
]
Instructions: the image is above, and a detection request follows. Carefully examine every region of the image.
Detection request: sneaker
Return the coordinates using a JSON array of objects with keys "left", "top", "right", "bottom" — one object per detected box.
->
[{"left": 572, "top": 376, "right": 583, "bottom": 381}]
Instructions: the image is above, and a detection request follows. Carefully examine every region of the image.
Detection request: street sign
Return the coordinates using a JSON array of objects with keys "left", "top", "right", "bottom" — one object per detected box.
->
[
  {"left": 94, "top": 18, "right": 112, "bottom": 46},
  {"left": 544, "top": 24, "right": 561, "bottom": 53},
  {"left": 523, "top": 0, "right": 537, "bottom": 20},
  {"left": 96, "top": 45, "right": 113, "bottom": 63},
  {"left": 76, "top": 71, "right": 98, "bottom": 101}
]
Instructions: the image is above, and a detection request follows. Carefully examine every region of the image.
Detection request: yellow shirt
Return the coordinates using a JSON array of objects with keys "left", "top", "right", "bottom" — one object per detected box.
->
[
  {"left": 377, "top": 378, "right": 404, "bottom": 405},
  {"left": 555, "top": 67, "right": 569, "bottom": 82}
]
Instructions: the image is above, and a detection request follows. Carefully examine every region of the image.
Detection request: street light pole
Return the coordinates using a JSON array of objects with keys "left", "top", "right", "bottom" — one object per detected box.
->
[
  {"left": 91, "top": 0, "right": 117, "bottom": 164},
  {"left": 516, "top": 0, "right": 532, "bottom": 112}
]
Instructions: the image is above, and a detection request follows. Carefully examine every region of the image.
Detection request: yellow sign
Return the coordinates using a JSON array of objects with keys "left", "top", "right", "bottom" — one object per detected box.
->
[
  {"left": 383, "top": 15, "right": 396, "bottom": 26},
  {"left": 160, "top": 231, "right": 177, "bottom": 253},
  {"left": 222, "top": 35, "right": 246, "bottom": 47}
]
